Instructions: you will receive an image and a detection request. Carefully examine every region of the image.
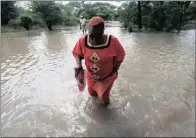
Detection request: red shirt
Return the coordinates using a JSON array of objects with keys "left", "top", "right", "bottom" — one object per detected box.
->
[{"left": 73, "top": 34, "right": 125, "bottom": 81}]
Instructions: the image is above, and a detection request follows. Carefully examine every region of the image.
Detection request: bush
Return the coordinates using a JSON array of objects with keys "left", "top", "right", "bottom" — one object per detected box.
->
[
  {"left": 1, "top": 26, "right": 25, "bottom": 33},
  {"left": 31, "top": 24, "right": 42, "bottom": 30},
  {"left": 128, "top": 25, "right": 133, "bottom": 32},
  {"left": 8, "top": 18, "right": 21, "bottom": 27},
  {"left": 69, "top": 16, "right": 80, "bottom": 25},
  {"left": 31, "top": 13, "right": 45, "bottom": 27},
  {"left": 142, "top": 16, "right": 151, "bottom": 28},
  {"left": 1, "top": 1, "right": 19, "bottom": 25},
  {"left": 20, "top": 14, "right": 33, "bottom": 30},
  {"left": 63, "top": 16, "right": 79, "bottom": 26},
  {"left": 132, "top": 16, "right": 138, "bottom": 25}
]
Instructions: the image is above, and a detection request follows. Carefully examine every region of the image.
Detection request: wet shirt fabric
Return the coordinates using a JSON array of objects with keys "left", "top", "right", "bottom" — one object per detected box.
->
[{"left": 72, "top": 34, "right": 125, "bottom": 99}]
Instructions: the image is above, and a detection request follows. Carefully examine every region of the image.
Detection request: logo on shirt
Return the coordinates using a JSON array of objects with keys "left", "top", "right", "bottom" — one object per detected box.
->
[
  {"left": 90, "top": 52, "right": 100, "bottom": 63},
  {"left": 90, "top": 64, "right": 100, "bottom": 73}
]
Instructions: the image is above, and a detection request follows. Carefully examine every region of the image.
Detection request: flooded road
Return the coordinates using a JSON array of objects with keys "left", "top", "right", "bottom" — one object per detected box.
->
[{"left": 1, "top": 23, "right": 195, "bottom": 137}]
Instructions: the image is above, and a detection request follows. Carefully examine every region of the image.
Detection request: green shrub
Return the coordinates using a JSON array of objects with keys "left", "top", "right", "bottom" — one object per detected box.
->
[
  {"left": 31, "top": 13, "right": 45, "bottom": 27},
  {"left": 20, "top": 14, "right": 33, "bottom": 30},
  {"left": 142, "top": 16, "right": 151, "bottom": 28},
  {"left": 8, "top": 18, "right": 21, "bottom": 27},
  {"left": 63, "top": 16, "right": 79, "bottom": 26},
  {"left": 1, "top": 26, "right": 25, "bottom": 33}
]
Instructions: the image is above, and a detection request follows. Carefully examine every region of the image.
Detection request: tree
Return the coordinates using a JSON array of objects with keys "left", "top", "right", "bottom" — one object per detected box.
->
[
  {"left": 83, "top": 3, "right": 96, "bottom": 19},
  {"left": 187, "top": 1, "right": 196, "bottom": 20},
  {"left": 117, "top": 3, "right": 129, "bottom": 29},
  {"left": 164, "top": 2, "right": 182, "bottom": 31},
  {"left": 148, "top": 2, "right": 167, "bottom": 30},
  {"left": 118, "top": 2, "right": 137, "bottom": 30},
  {"left": 31, "top": 1, "right": 62, "bottom": 30},
  {"left": 20, "top": 15, "right": 33, "bottom": 30},
  {"left": 60, "top": 3, "right": 80, "bottom": 26},
  {"left": 67, "top": 1, "right": 85, "bottom": 17},
  {"left": 66, "top": 1, "right": 117, "bottom": 20},
  {"left": 18, "top": 7, "right": 33, "bottom": 15},
  {"left": 31, "top": 13, "right": 45, "bottom": 27},
  {"left": 1, "top": 1, "right": 19, "bottom": 25},
  {"left": 118, "top": 1, "right": 194, "bottom": 32},
  {"left": 90, "top": 2, "right": 116, "bottom": 20},
  {"left": 138, "top": 1, "right": 142, "bottom": 29},
  {"left": 177, "top": 1, "right": 191, "bottom": 26}
]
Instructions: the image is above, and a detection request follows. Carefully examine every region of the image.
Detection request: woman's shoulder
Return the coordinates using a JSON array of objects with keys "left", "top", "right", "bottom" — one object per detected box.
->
[
  {"left": 76, "top": 35, "right": 88, "bottom": 48},
  {"left": 78, "top": 34, "right": 87, "bottom": 42}
]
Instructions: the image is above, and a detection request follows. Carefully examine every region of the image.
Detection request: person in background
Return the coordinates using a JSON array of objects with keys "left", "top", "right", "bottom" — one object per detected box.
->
[
  {"left": 80, "top": 16, "right": 83, "bottom": 30},
  {"left": 73, "top": 16, "right": 125, "bottom": 106},
  {"left": 80, "top": 16, "right": 87, "bottom": 34}
]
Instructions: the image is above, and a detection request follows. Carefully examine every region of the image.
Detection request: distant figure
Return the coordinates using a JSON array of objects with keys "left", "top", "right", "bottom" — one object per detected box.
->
[
  {"left": 80, "top": 16, "right": 86, "bottom": 34},
  {"left": 80, "top": 16, "right": 83, "bottom": 30},
  {"left": 73, "top": 16, "right": 125, "bottom": 106}
]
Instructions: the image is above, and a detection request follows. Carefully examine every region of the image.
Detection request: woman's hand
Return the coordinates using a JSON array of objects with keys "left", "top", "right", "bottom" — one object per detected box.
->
[
  {"left": 74, "top": 55, "right": 84, "bottom": 78},
  {"left": 113, "top": 64, "right": 120, "bottom": 73},
  {"left": 74, "top": 67, "right": 83, "bottom": 78},
  {"left": 113, "top": 61, "right": 122, "bottom": 73}
]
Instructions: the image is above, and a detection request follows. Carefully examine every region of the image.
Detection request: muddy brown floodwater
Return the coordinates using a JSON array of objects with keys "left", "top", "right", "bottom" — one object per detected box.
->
[{"left": 1, "top": 22, "right": 195, "bottom": 137}]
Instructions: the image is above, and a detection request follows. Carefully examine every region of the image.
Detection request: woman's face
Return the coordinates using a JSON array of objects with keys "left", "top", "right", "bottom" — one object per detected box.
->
[{"left": 88, "top": 24, "right": 104, "bottom": 39}]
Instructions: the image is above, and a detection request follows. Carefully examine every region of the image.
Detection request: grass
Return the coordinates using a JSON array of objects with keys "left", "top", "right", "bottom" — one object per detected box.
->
[
  {"left": 1, "top": 24, "right": 45, "bottom": 33},
  {"left": 1, "top": 26, "right": 26, "bottom": 33},
  {"left": 181, "top": 24, "right": 196, "bottom": 30},
  {"left": 1, "top": 21, "right": 80, "bottom": 33}
]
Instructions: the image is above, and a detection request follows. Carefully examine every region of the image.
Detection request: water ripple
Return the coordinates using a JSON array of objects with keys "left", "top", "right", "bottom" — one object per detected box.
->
[{"left": 1, "top": 27, "right": 195, "bottom": 137}]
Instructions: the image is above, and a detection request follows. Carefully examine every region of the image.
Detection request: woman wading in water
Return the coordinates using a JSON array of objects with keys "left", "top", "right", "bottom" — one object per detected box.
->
[{"left": 73, "top": 16, "right": 125, "bottom": 106}]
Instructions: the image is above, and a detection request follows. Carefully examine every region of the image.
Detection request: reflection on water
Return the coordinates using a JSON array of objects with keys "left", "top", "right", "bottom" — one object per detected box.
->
[{"left": 1, "top": 23, "right": 195, "bottom": 137}]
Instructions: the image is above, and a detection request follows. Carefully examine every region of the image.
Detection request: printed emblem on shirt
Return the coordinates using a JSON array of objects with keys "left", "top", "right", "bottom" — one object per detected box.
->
[
  {"left": 92, "top": 75, "right": 100, "bottom": 80},
  {"left": 90, "top": 64, "right": 100, "bottom": 73},
  {"left": 90, "top": 52, "right": 100, "bottom": 63}
]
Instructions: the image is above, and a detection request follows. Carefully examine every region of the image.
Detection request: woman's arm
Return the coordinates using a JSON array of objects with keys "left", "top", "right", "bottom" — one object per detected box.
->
[
  {"left": 114, "top": 37, "right": 125, "bottom": 72},
  {"left": 72, "top": 39, "right": 84, "bottom": 77},
  {"left": 74, "top": 56, "right": 83, "bottom": 77},
  {"left": 75, "top": 56, "right": 82, "bottom": 68}
]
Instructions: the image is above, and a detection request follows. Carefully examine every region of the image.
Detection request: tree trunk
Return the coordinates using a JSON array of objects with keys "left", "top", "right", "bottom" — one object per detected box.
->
[
  {"left": 25, "top": 25, "right": 30, "bottom": 30},
  {"left": 47, "top": 22, "right": 52, "bottom": 30},
  {"left": 1, "top": 19, "right": 9, "bottom": 25},
  {"left": 178, "top": 2, "right": 183, "bottom": 27},
  {"left": 138, "top": 1, "right": 142, "bottom": 30}
]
